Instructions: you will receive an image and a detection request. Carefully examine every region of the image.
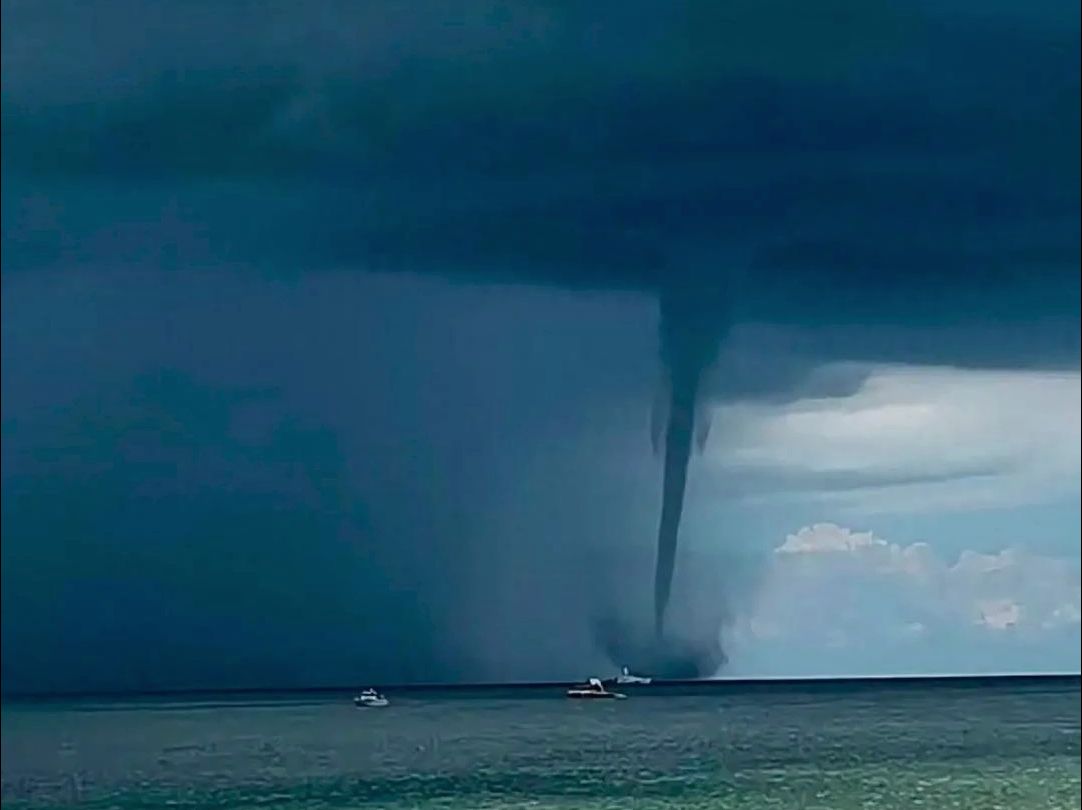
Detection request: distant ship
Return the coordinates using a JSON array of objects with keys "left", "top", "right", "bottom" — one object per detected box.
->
[
  {"left": 353, "top": 689, "right": 389, "bottom": 708},
  {"left": 566, "top": 677, "right": 627, "bottom": 700},
  {"left": 614, "top": 666, "right": 652, "bottom": 686}
]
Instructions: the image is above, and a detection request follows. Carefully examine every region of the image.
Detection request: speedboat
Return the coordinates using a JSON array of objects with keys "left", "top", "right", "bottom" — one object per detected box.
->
[
  {"left": 353, "top": 689, "right": 389, "bottom": 708},
  {"left": 615, "top": 666, "right": 652, "bottom": 686},
  {"left": 566, "top": 677, "right": 626, "bottom": 700}
]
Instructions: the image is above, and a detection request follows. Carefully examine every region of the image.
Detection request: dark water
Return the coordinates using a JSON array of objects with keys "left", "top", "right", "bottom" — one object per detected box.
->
[{"left": 2, "top": 680, "right": 1079, "bottom": 809}]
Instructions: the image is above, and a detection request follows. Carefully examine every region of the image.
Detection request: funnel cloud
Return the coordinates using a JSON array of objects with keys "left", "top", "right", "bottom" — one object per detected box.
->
[{"left": 653, "top": 288, "right": 728, "bottom": 637}]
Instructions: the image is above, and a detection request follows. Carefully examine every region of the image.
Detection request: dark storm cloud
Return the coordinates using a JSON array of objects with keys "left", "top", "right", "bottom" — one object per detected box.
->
[
  {"left": 3, "top": 0, "right": 1077, "bottom": 383},
  {"left": 3, "top": 1, "right": 1078, "bottom": 313}
]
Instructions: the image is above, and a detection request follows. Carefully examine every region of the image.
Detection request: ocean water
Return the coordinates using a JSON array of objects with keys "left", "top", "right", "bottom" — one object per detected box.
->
[{"left": 2, "top": 679, "right": 1078, "bottom": 809}]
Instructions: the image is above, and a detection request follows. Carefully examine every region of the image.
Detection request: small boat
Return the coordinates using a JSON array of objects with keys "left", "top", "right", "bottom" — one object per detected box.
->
[
  {"left": 566, "top": 677, "right": 627, "bottom": 700},
  {"left": 353, "top": 689, "right": 389, "bottom": 708},
  {"left": 615, "top": 666, "right": 652, "bottom": 686}
]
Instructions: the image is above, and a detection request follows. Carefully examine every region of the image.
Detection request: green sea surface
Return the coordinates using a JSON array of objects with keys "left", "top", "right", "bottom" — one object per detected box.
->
[{"left": 2, "top": 679, "right": 1078, "bottom": 809}]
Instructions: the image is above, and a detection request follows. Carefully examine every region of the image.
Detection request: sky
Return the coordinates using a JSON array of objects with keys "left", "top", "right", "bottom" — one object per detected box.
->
[{"left": 1, "top": 0, "right": 1079, "bottom": 692}]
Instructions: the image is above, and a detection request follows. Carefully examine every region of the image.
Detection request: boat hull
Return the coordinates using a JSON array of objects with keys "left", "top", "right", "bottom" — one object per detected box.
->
[
  {"left": 566, "top": 690, "right": 626, "bottom": 700},
  {"left": 353, "top": 697, "right": 390, "bottom": 708}
]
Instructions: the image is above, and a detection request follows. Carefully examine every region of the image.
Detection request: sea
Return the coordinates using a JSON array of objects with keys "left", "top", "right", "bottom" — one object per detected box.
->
[{"left": 2, "top": 677, "right": 1078, "bottom": 809}]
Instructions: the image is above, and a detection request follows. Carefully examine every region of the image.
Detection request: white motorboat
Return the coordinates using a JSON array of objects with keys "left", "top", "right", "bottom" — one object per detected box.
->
[
  {"left": 566, "top": 677, "right": 627, "bottom": 700},
  {"left": 615, "top": 666, "right": 652, "bottom": 686},
  {"left": 353, "top": 689, "right": 389, "bottom": 708}
]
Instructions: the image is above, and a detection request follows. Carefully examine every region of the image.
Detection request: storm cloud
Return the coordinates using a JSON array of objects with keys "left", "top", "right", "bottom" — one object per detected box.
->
[
  {"left": 4, "top": 2, "right": 1078, "bottom": 306},
  {"left": 2, "top": 0, "right": 1078, "bottom": 690}
]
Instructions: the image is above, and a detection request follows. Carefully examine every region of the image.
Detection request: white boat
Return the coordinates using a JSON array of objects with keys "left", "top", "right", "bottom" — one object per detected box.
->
[
  {"left": 566, "top": 677, "right": 627, "bottom": 700},
  {"left": 615, "top": 666, "right": 652, "bottom": 686},
  {"left": 353, "top": 689, "right": 389, "bottom": 708}
]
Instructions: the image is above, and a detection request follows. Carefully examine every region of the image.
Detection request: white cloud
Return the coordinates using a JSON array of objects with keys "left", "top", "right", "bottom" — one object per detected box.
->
[
  {"left": 724, "top": 523, "right": 1081, "bottom": 677},
  {"left": 975, "top": 598, "right": 1021, "bottom": 630},
  {"left": 703, "top": 364, "right": 1080, "bottom": 515},
  {"left": 777, "top": 522, "right": 883, "bottom": 554}
]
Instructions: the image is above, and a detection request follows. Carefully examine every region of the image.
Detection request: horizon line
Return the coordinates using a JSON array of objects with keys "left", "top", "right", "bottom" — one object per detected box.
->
[{"left": 4, "top": 671, "right": 1078, "bottom": 702}]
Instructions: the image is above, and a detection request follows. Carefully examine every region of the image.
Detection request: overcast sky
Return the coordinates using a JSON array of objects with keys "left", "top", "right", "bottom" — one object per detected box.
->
[{"left": 2, "top": 0, "right": 1079, "bottom": 691}]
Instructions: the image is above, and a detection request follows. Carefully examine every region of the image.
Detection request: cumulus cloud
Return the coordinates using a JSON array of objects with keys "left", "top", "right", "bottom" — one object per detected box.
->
[
  {"left": 725, "top": 523, "right": 1081, "bottom": 677},
  {"left": 703, "top": 363, "right": 1081, "bottom": 515}
]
